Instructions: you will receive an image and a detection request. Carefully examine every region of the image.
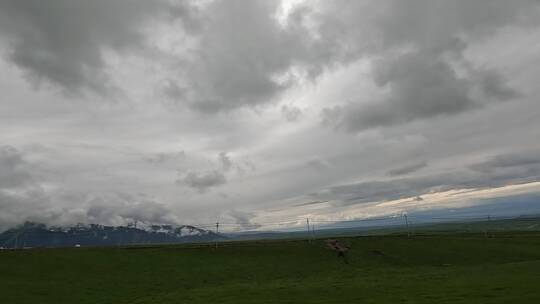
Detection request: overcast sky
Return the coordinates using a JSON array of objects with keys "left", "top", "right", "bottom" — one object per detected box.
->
[{"left": 1, "top": 0, "right": 540, "bottom": 231}]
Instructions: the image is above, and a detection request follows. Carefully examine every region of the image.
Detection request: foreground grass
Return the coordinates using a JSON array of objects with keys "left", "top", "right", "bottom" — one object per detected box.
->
[{"left": 1, "top": 233, "right": 540, "bottom": 303}]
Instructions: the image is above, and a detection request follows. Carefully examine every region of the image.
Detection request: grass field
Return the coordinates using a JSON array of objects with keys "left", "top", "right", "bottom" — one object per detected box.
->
[{"left": 1, "top": 232, "right": 540, "bottom": 303}]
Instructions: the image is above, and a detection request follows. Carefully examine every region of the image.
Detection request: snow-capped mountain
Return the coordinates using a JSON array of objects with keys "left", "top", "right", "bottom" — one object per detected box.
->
[
  {"left": 143, "top": 224, "right": 212, "bottom": 237},
  {"left": 0, "top": 222, "right": 225, "bottom": 249}
]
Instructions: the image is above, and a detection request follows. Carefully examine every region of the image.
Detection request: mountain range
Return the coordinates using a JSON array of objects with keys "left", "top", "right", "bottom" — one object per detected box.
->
[{"left": 0, "top": 222, "right": 224, "bottom": 249}]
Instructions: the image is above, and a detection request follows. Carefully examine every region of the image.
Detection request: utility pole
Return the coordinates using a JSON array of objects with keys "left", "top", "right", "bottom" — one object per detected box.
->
[
  {"left": 215, "top": 222, "right": 219, "bottom": 249},
  {"left": 486, "top": 215, "right": 491, "bottom": 238},
  {"left": 403, "top": 214, "right": 410, "bottom": 237},
  {"left": 306, "top": 218, "right": 311, "bottom": 243}
]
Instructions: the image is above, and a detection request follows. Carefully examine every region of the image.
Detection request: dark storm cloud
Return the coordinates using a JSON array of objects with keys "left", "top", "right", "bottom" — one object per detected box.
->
[
  {"left": 145, "top": 151, "right": 186, "bottom": 165},
  {"left": 0, "top": 187, "right": 51, "bottom": 231},
  {"left": 0, "top": 0, "right": 187, "bottom": 94},
  {"left": 1, "top": 0, "right": 540, "bottom": 231},
  {"left": 0, "top": 146, "right": 180, "bottom": 230},
  {"left": 318, "top": 0, "right": 530, "bottom": 132},
  {"left": 281, "top": 105, "right": 302, "bottom": 122},
  {"left": 85, "top": 194, "right": 178, "bottom": 225},
  {"left": 0, "top": 146, "right": 52, "bottom": 230},
  {"left": 323, "top": 174, "right": 464, "bottom": 205},
  {"left": 0, "top": 0, "right": 531, "bottom": 113},
  {"left": 306, "top": 157, "right": 331, "bottom": 171},
  {"left": 166, "top": 0, "right": 339, "bottom": 112},
  {"left": 175, "top": 152, "right": 248, "bottom": 193},
  {"left": 317, "top": 172, "right": 525, "bottom": 206},
  {"left": 315, "top": 151, "right": 540, "bottom": 205},
  {"left": 294, "top": 200, "right": 328, "bottom": 207},
  {"left": 0, "top": 189, "right": 181, "bottom": 231},
  {"left": 387, "top": 161, "right": 428, "bottom": 177},
  {"left": 227, "top": 210, "right": 261, "bottom": 230},
  {"left": 218, "top": 152, "right": 233, "bottom": 172},
  {"left": 179, "top": 170, "right": 227, "bottom": 193},
  {"left": 0, "top": 145, "right": 33, "bottom": 189},
  {"left": 469, "top": 150, "right": 540, "bottom": 174},
  {"left": 322, "top": 50, "right": 518, "bottom": 131}
]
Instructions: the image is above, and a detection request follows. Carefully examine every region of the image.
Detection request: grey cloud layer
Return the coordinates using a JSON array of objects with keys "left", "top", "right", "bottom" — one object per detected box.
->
[
  {"left": 165, "top": 0, "right": 338, "bottom": 112},
  {"left": 0, "top": 0, "right": 185, "bottom": 94},
  {"left": 0, "top": 145, "right": 33, "bottom": 189},
  {"left": 470, "top": 150, "right": 540, "bottom": 172},
  {"left": 179, "top": 170, "right": 227, "bottom": 193},
  {"left": 314, "top": 150, "right": 540, "bottom": 206},
  {"left": 1, "top": 1, "right": 540, "bottom": 230},
  {"left": 387, "top": 161, "right": 428, "bottom": 177},
  {"left": 318, "top": 0, "right": 528, "bottom": 131},
  {"left": 322, "top": 51, "right": 517, "bottom": 131},
  {"left": 0, "top": 0, "right": 535, "bottom": 117},
  {"left": 0, "top": 146, "right": 180, "bottom": 230},
  {"left": 0, "top": 146, "right": 58, "bottom": 229},
  {"left": 84, "top": 194, "right": 179, "bottom": 225},
  {"left": 176, "top": 152, "right": 251, "bottom": 193}
]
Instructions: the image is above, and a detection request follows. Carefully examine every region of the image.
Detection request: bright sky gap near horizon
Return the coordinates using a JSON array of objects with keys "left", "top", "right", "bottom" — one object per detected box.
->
[{"left": 1, "top": 0, "right": 540, "bottom": 232}]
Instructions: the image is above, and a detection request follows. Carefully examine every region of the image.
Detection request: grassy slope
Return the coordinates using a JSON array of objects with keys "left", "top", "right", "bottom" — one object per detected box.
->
[{"left": 1, "top": 233, "right": 540, "bottom": 303}]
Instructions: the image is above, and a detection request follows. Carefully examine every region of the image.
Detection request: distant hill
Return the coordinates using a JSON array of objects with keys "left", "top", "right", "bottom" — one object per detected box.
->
[
  {"left": 3, "top": 215, "right": 540, "bottom": 249},
  {"left": 225, "top": 215, "right": 540, "bottom": 240},
  {"left": 0, "top": 222, "right": 225, "bottom": 249}
]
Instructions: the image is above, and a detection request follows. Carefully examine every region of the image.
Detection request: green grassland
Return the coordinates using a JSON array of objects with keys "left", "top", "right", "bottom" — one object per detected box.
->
[{"left": 1, "top": 232, "right": 540, "bottom": 303}]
